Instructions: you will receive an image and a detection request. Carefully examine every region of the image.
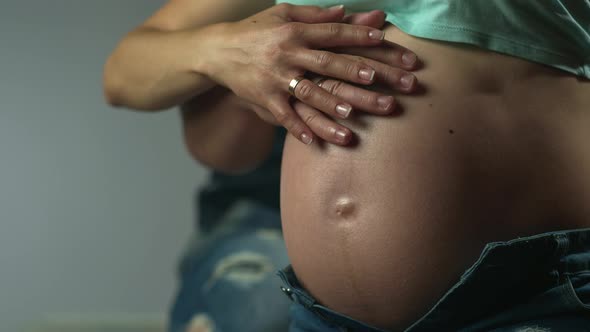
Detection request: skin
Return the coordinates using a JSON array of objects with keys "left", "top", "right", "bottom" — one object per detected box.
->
[
  {"left": 180, "top": 25, "right": 420, "bottom": 173},
  {"left": 281, "top": 25, "right": 590, "bottom": 330},
  {"left": 103, "top": 0, "right": 276, "bottom": 110},
  {"left": 103, "top": 0, "right": 418, "bottom": 148},
  {"left": 105, "top": 1, "right": 590, "bottom": 330}
]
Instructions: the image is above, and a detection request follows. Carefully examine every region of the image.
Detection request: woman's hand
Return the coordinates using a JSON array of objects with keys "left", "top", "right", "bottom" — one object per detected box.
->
[
  {"left": 290, "top": 41, "right": 420, "bottom": 145},
  {"left": 240, "top": 9, "right": 419, "bottom": 146},
  {"left": 250, "top": 37, "right": 421, "bottom": 146},
  {"left": 197, "top": 4, "right": 416, "bottom": 145}
]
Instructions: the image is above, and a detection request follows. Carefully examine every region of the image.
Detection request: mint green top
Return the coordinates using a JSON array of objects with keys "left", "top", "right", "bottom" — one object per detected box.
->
[{"left": 277, "top": 0, "right": 590, "bottom": 78}]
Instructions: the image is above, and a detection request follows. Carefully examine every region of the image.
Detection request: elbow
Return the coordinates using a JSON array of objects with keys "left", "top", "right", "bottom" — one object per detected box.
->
[
  {"left": 103, "top": 83, "right": 123, "bottom": 108},
  {"left": 102, "top": 61, "right": 166, "bottom": 111},
  {"left": 102, "top": 57, "right": 125, "bottom": 108}
]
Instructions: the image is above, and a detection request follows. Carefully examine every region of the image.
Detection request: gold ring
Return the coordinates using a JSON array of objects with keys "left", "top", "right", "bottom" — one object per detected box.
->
[{"left": 288, "top": 76, "right": 306, "bottom": 96}]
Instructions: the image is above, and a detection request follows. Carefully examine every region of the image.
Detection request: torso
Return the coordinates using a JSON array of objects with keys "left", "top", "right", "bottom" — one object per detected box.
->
[{"left": 280, "top": 24, "right": 590, "bottom": 330}]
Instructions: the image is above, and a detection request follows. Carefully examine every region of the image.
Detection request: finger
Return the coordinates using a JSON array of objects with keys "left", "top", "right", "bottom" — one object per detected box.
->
[
  {"left": 340, "top": 54, "right": 418, "bottom": 93},
  {"left": 293, "top": 50, "right": 376, "bottom": 85},
  {"left": 275, "top": 3, "right": 345, "bottom": 23},
  {"left": 298, "top": 23, "right": 385, "bottom": 48},
  {"left": 292, "top": 78, "right": 354, "bottom": 120},
  {"left": 342, "top": 10, "right": 386, "bottom": 28},
  {"left": 312, "top": 78, "right": 395, "bottom": 114},
  {"left": 267, "top": 97, "right": 314, "bottom": 145},
  {"left": 333, "top": 45, "right": 418, "bottom": 70},
  {"left": 293, "top": 101, "right": 352, "bottom": 146}
]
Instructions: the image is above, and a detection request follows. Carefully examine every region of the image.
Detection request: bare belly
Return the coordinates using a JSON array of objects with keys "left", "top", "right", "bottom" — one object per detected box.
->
[{"left": 280, "top": 25, "right": 590, "bottom": 330}]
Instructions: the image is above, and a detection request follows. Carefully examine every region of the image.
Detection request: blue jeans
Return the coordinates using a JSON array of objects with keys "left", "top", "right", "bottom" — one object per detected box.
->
[
  {"left": 279, "top": 228, "right": 590, "bottom": 331},
  {"left": 169, "top": 201, "right": 291, "bottom": 332}
]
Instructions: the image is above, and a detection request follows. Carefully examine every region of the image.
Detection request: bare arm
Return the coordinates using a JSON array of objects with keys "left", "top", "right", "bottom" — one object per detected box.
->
[
  {"left": 103, "top": 0, "right": 274, "bottom": 110},
  {"left": 180, "top": 11, "right": 420, "bottom": 172},
  {"left": 103, "top": 1, "right": 419, "bottom": 171},
  {"left": 181, "top": 87, "right": 276, "bottom": 174},
  {"left": 103, "top": 0, "right": 414, "bottom": 147}
]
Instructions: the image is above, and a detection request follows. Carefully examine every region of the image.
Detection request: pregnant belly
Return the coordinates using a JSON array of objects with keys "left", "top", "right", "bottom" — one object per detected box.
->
[{"left": 280, "top": 25, "right": 590, "bottom": 330}]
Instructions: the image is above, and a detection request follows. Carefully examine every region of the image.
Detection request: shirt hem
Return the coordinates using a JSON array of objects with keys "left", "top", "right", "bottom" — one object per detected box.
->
[{"left": 385, "top": 12, "right": 588, "bottom": 79}]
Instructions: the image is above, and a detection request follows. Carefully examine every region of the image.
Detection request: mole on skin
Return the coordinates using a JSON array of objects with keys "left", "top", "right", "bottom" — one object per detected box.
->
[{"left": 334, "top": 197, "right": 356, "bottom": 218}]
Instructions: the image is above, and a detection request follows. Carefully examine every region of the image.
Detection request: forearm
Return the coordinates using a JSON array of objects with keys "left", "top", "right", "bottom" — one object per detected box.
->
[
  {"left": 103, "top": 25, "right": 218, "bottom": 111},
  {"left": 181, "top": 86, "right": 276, "bottom": 174}
]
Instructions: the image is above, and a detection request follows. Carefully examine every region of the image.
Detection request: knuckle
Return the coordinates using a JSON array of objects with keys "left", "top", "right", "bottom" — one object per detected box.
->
[
  {"left": 279, "top": 22, "right": 303, "bottom": 38},
  {"left": 288, "top": 119, "right": 305, "bottom": 136},
  {"left": 318, "top": 80, "right": 333, "bottom": 93},
  {"left": 302, "top": 112, "right": 317, "bottom": 126},
  {"left": 325, "top": 80, "right": 344, "bottom": 96},
  {"left": 313, "top": 5, "right": 326, "bottom": 14},
  {"left": 318, "top": 92, "right": 335, "bottom": 108},
  {"left": 288, "top": 122, "right": 305, "bottom": 137},
  {"left": 354, "top": 55, "right": 366, "bottom": 63},
  {"left": 316, "top": 90, "right": 336, "bottom": 108},
  {"left": 275, "top": 3, "right": 292, "bottom": 13},
  {"left": 344, "top": 61, "right": 361, "bottom": 78},
  {"left": 360, "top": 92, "right": 376, "bottom": 105},
  {"left": 328, "top": 23, "right": 342, "bottom": 37},
  {"left": 355, "top": 26, "right": 368, "bottom": 40},
  {"left": 266, "top": 44, "right": 293, "bottom": 66},
  {"left": 263, "top": 45, "right": 281, "bottom": 63},
  {"left": 297, "top": 81, "right": 314, "bottom": 100},
  {"left": 273, "top": 108, "right": 290, "bottom": 124},
  {"left": 315, "top": 51, "right": 333, "bottom": 67},
  {"left": 306, "top": 5, "right": 323, "bottom": 15}
]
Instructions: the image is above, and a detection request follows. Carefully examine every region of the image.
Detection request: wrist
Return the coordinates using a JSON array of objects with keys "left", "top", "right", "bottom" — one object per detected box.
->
[{"left": 188, "top": 22, "right": 231, "bottom": 79}]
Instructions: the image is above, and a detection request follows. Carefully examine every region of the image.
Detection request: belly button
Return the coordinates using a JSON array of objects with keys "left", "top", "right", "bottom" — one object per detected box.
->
[{"left": 333, "top": 197, "right": 356, "bottom": 218}]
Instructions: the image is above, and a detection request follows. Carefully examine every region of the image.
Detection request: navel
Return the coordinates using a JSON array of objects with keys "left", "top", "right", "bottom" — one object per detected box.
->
[{"left": 333, "top": 197, "right": 356, "bottom": 219}]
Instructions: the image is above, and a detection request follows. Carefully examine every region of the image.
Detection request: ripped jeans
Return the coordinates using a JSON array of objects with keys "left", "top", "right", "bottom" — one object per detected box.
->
[{"left": 169, "top": 201, "right": 291, "bottom": 332}]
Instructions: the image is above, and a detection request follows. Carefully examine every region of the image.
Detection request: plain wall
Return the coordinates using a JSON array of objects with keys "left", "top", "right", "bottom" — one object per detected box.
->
[{"left": 0, "top": 1, "right": 208, "bottom": 331}]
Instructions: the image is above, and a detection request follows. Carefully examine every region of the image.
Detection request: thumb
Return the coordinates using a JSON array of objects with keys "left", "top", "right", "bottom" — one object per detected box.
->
[
  {"left": 277, "top": 4, "right": 346, "bottom": 23},
  {"left": 343, "top": 10, "right": 386, "bottom": 28}
]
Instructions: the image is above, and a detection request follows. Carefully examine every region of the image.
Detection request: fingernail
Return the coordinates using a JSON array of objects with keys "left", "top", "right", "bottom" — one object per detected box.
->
[
  {"left": 402, "top": 52, "right": 417, "bottom": 66},
  {"left": 328, "top": 4, "right": 344, "bottom": 11},
  {"left": 301, "top": 133, "right": 313, "bottom": 145},
  {"left": 377, "top": 96, "right": 394, "bottom": 111},
  {"left": 335, "top": 129, "right": 348, "bottom": 141},
  {"left": 368, "top": 30, "right": 384, "bottom": 40},
  {"left": 336, "top": 104, "right": 352, "bottom": 118},
  {"left": 359, "top": 68, "right": 375, "bottom": 81},
  {"left": 401, "top": 74, "right": 415, "bottom": 88}
]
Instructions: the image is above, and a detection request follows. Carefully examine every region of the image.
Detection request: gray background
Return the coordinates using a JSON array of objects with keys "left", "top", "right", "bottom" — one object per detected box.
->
[{"left": 0, "top": 1, "right": 208, "bottom": 331}]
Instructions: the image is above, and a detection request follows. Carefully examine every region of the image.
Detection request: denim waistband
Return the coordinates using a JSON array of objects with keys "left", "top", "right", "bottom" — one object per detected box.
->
[
  {"left": 278, "top": 265, "right": 388, "bottom": 331},
  {"left": 277, "top": 227, "right": 590, "bottom": 331}
]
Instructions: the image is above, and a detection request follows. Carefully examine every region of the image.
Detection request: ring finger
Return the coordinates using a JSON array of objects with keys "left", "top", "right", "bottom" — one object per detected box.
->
[{"left": 290, "top": 76, "right": 355, "bottom": 119}]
